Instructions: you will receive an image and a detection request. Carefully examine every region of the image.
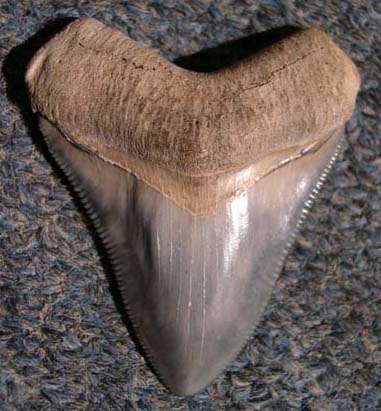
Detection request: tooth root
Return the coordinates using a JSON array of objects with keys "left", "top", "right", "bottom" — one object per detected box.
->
[{"left": 40, "top": 117, "right": 342, "bottom": 395}]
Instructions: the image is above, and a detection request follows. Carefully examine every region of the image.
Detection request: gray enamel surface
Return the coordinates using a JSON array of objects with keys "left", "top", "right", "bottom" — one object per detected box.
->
[{"left": 40, "top": 118, "right": 341, "bottom": 395}]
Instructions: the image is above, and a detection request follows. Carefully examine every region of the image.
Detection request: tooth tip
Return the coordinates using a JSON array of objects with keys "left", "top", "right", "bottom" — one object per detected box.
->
[
  {"left": 164, "top": 372, "right": 208, "bottom": 396},
  {"left": 170, "top": 381, "right": 205, "bottom": 397},
  {"left": 159, "top": 362, "right": 213, "bottom": 396}
]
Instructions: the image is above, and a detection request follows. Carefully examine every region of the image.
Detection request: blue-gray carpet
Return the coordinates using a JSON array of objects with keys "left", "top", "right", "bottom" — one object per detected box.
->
[{"left": 1, "top": 1, "right": 380, "bottom": 410}]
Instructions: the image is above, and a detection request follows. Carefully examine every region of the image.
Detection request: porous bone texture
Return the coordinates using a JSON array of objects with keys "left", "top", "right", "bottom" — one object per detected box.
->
[{"left": 26, "top": 18, "right": 360, "bottom": 214}]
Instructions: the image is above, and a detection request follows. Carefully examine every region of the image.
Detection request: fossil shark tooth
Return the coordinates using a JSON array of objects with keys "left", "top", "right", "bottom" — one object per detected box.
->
[{"left": 25, "top": 18, "right": 360, "bottom": 395}]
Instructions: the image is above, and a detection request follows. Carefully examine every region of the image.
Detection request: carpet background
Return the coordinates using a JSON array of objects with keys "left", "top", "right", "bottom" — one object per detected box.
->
[{"left": 1, "top": 1, "right": 380, "bottom": 410}]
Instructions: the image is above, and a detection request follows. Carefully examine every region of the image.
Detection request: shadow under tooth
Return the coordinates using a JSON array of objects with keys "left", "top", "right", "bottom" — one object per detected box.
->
[{"left": 39, "top": 117, "right": 343, "bottom": 396}]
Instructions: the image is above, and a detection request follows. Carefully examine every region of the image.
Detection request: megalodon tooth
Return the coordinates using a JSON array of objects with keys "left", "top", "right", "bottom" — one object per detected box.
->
[{"left": 25, "top": 18, "right": 360, "bottom": 395}]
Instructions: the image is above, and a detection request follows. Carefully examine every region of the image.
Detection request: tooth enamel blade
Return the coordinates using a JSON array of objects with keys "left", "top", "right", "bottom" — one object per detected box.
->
[{"left": 40, "top": 117, "right": 343, "bottom": 395}]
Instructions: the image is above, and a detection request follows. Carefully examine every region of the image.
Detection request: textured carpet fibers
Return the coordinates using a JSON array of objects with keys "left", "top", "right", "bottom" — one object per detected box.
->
[{"left": 1, "top": 1, "right": 380, "bottom": 410}]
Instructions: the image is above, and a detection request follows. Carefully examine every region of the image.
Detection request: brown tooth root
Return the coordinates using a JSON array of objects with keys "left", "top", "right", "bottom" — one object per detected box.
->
[
  {"left": 26, "top": 18, "right": 360, "bottom": 396},
  {"left": 26, "top": 18, "right": 360, "bottom": 215}
]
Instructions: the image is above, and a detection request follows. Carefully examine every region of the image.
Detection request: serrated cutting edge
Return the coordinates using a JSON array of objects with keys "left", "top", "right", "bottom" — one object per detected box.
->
[{"left": 41, "top": 122, "right": 175, "bottom": 389}]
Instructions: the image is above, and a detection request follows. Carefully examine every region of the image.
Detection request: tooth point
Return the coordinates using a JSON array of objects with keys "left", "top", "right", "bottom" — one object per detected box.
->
[{"left": 171, "top": 379, "right": 205, "bottom": 397}]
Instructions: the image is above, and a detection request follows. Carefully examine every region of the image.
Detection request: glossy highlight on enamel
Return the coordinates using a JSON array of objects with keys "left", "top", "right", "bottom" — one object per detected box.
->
[{"left": 26, "top": 18, "right": 360, "bottom": 395}]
